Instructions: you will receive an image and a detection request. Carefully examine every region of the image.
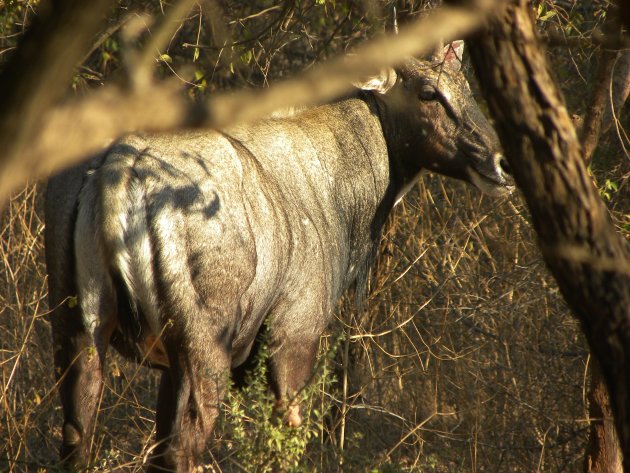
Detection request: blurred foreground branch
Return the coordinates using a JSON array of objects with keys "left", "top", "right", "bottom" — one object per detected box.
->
[
  {"left": 0, "top": 0, "right": 494, "bottom": 205},
  {"left": 0, "top": 0, "right": 116, "bottom": 203}
]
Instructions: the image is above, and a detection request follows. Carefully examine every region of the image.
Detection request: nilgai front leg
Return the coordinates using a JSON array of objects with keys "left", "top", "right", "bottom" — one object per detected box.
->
[{"left": 267, "top": 322, "right": 321, "bottom": 427}]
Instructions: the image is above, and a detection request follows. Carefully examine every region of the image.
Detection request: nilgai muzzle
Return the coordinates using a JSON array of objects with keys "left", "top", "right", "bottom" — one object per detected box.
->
[{"left": 45, "top": 42, "right": 512, "bottom": 472}]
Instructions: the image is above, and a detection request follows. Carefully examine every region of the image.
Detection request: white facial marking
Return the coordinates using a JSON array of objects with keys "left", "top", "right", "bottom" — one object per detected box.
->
[{"left": 469, "top": 169, "right": 511, "bottom": 197}]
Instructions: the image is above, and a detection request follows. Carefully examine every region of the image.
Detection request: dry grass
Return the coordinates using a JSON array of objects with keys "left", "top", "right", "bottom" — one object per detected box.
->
[
  {"left": 0, "top": 177, "right": 590, "bottom": 472},
  {"left": 1, "top": 184, "right": 59, "bottom": 471},
  {"left": 332, "top": 177, "right": 589, "bottom": 472}
]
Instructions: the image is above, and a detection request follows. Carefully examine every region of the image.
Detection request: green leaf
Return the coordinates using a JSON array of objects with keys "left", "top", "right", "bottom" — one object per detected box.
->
[
  {"left": 539, "top": 10, "right": 556, "bottom": 21},
  {"left": 240, "top": 49, "right": 253, "bottom": 65}
]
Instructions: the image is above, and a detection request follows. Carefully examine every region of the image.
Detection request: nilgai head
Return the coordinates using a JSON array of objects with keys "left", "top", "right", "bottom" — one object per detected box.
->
[{"left": 357, "top": 41, "right": 514, "bottom": 198}]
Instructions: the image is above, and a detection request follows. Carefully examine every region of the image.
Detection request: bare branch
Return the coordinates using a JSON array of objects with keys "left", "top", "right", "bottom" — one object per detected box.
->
[
  {"left": 133, "top": 0, "right": 199, "bottom": 88},
  {"left": 542, "top": 29, "right": 630, "bottom": 50},
  {"left": 0, "top": 0, "right": 495, "bottom": 204},
  {"left": 604, "top": 50, "right": 630, "bottom": 134}
]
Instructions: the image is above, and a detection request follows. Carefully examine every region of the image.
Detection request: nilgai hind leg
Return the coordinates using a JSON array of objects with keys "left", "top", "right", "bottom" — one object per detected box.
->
[
  {"left": 51, "top": 188, "right": 118, "bottom": 470},
  {"left": 148, "top": 317, "right": 232, "bottom": 473}
]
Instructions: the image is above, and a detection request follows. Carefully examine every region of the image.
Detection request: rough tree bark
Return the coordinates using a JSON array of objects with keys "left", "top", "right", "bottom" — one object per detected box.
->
[
  {"left": 458, "top": 0, "right": 630, "bottom": 468},
  {"left": 585, "top": 358, "right": 623, "bottom": 473}
]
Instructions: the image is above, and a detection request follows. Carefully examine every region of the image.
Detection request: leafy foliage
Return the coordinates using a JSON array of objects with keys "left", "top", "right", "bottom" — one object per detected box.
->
[{"left": 214, "top": 334, "right": 335, "bottom": 472}]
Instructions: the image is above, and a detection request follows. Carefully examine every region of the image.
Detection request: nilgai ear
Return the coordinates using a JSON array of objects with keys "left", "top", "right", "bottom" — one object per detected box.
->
[
  {"left": 353, "top": 68, "right": 398, "bottom": 95},
  {"left": 441, "top": 40, "right": 464, "bottom": 71}
]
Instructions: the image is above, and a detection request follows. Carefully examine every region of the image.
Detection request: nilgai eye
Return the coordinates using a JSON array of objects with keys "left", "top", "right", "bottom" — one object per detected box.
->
[{"left": 419, "top": 84, "right": 438, "bottom": 101}]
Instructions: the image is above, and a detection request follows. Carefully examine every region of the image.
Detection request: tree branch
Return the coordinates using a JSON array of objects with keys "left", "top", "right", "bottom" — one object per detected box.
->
[
  {"left": 0, "top": 0, "right": 116, "bottom": 197},
  {"left": 0, "top": 1, "right": 494, "bottom": 204}
]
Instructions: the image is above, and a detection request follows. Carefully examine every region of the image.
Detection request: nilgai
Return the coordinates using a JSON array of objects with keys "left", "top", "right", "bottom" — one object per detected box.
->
[{"left": 45, "top": 42, "right": 512, "bottom": 472}]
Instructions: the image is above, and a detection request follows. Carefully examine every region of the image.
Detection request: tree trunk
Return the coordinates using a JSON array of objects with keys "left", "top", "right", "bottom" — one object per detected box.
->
[
  {"left": 580, "top": 4, "right": 623, "bottom": 164},
  {"left": 580, "top": 5, "right": 626, "bottom": 469},
  {"left": 602, "top": 49, "right": 630, "bottom": 135},
  {"left": 458, "top": 0, "right": 630, "bottom": 468},
  {"left": 585, "top": 359, "right": 623, "bottom": 473},
  {"left": 573, "top": 5, "right": 626, "bottom": 469}
]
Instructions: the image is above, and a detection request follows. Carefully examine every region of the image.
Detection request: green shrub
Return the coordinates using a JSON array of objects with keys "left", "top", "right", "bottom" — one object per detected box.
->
[{"left": 214, "top": 333, "right": 339, "bottom": 472}]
